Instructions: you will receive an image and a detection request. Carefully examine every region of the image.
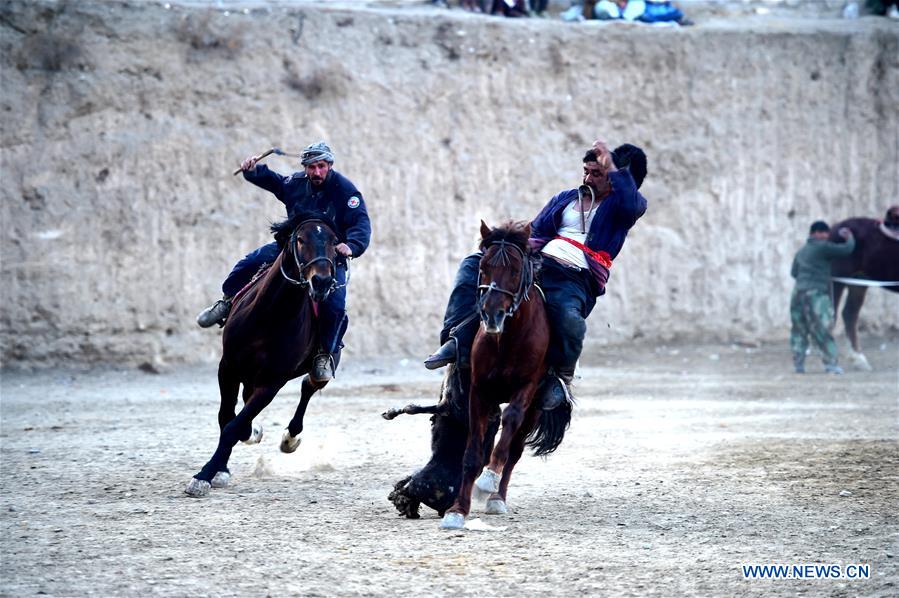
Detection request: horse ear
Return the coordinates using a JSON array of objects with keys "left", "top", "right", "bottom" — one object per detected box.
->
[{"left": 480, "top": 219, "right": 491, "bottom": 239}]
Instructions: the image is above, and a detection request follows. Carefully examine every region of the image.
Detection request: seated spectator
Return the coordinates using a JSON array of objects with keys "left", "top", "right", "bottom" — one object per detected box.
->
[
  {"left": 866, "top": 0, "right": 899, "bottom": 18},
  {"left": 639, "top": 1, "right": 692, "bottom": 25},
  {"left": 531, "top": 0, "right": 550, "bottom": 17},
  {"left": 492, "top": 0, "right": 529, "bottom": 17},
  {"left": 594, "top": 0, "right": 646, "bottom": 21}
]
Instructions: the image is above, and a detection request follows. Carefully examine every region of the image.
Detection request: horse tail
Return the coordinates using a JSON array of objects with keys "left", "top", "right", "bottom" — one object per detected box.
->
[{"left": 526, "top": 392, "right": 573, "bottom": 457}]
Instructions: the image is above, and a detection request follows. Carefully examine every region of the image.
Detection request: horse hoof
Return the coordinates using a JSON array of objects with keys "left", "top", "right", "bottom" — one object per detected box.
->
[
  {"left": 440, "top": 512, "right": 465, "bottom": 530},
  {"left": 280, "top": 429, "right": 301, "bottom": 453},
  {"left": 242, "top": 424, "right": 264, "bottom": 445},
  {"left": 485, "top": 498, "right": 508, "bottom": 515},
  {"left": 210, "top": 471, "right": 231, "bottom": 488},
  {"left": 475, "top": 469, "right": 501, "bottom": 494},
  {"left": 848, "top": 351, "right": 872, "bottom": 371},
  {"left": 185, "top": 478, "right": 211, "bottom": 498}
]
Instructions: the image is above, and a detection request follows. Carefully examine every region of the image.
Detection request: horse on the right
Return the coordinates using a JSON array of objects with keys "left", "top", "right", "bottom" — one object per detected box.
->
[{"left": 830, "top": 205, "right": 899, "bottom": 370}]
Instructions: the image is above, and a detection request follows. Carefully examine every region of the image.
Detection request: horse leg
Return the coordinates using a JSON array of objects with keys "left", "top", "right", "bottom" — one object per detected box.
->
[
  {"left": 281, "top": 376, "right": 326, "bottom": 453},
  {"left": 238, "top": 384, "right": 264, "bottom": 444},
  {"left": 486, "top": 406, "right": 539, "bottom": 516},
  {"left": 476, "top": 386, "right": 536, "bottom": 498},
  {"left": 186, "top": 384, "right": 281, "bottom": 497},
  {"left": 212, "top": 363, "right": 240, "bottom": 488},
  {"left": 842, "top": 285, "right": 871, "bottom": 370},
  {"left": 441, "top": 388, "right": 490, "bottom": 529}
]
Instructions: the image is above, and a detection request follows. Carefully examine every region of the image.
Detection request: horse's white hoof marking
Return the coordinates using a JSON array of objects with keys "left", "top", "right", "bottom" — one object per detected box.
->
[
  {"left": 441, "top": 512, "right": 465, "bottom": 530},
  {"left": 185, "top": 478, "right": 211, "bottom": 498},
  {"left": 210, "top": 471, "right": 231, "bottom": 488},
  {"left": 848, "top": 351, "right": 872, "bottom": 371},
  {"left": 475, "top": 469, "right": 501, "bottom": 494},
  {"left": 242, "top": 424, "right": 264, "bottom": 445},
  {"left": 280, "top": 429, "right": 302, "bottom": 453},
  {"left": 485, "top": 498, "right": 508, "bottom": 515}
]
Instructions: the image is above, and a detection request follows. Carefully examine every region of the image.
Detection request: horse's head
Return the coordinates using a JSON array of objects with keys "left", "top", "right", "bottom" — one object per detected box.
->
[
  {"left": 272, "top": 211, "right": 339, "bottom": 303},
  {"left": 477, "top": 220, "right": 534, "bottom": 335}
]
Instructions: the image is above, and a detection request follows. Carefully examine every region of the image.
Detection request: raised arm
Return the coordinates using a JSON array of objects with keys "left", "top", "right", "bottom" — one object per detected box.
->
[
  {"left": 821, "top": 228, "right": 856, "bottom": 258},
  {"left": 239, "top": 154, "right": 289, "bottom": 203}
]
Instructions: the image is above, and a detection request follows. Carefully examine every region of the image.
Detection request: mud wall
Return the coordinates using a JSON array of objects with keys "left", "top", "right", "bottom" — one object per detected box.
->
[{"left": 1, "top": 1, "right": 897, "bottom": 367}]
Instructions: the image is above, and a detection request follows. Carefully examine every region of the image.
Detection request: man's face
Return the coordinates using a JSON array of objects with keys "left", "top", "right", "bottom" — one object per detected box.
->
[
  {"left": 811, "top": 231, "right": 829, "bottom": 240},
  {"left": 305, "top": 160, "right": 331, "bottom": 186},
  {"left": 583, "top": 160, "right": 611, "bottom": 197}
]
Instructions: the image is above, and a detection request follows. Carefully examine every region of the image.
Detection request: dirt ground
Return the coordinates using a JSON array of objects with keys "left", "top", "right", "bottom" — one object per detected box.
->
[{"left": 1, "top": 339, "right": 897, "bottom": 596}]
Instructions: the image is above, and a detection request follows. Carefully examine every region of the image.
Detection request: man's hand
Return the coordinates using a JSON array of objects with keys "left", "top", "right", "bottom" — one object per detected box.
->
[
  {"left": 336, "top": 243, "right": 353, "bottom": 257},
  {"left": 838, "top": 227, "right": 853, "bottom": 240},
  {"left": 240, "top": 155, "right": 261, "bottom": 173},
  {"left": 592, "top": 139, "right": 617, "bottom": 173}
]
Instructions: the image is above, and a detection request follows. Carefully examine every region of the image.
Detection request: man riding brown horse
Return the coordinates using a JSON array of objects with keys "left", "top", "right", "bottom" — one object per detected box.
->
[
  {"left": 387, "top": 140, "right": 648, "bottom": 518},
  {"left": 424, "top": 140, "right": 648, "bottom": 405},
  {"left": 196, "top": 141, "right": 371, "bottom": 382}
]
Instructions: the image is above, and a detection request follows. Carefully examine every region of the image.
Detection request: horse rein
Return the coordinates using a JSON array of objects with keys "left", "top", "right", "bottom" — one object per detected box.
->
[
  {"left": 477, "top": 240, "right": 535, "bottom": 319},
  {"left": 279, "top": 219, "right": 347, "bottom": 293},
  {"left": 577, "top": 184, "right": 597, "bottom": 234}
]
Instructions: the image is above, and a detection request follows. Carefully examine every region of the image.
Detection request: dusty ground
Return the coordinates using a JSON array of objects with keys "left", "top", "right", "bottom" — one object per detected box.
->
[{"left": 1, "top": 339, "right": 897, "bottom": 596}]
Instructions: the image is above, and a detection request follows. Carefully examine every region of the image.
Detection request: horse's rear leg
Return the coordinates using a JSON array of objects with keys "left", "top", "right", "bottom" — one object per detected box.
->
[
  {"left": 486, "top": 407, "right": 539, "bottom": 516},
  {"left": 281, "top": 376, "right": 326, "bottom": 453},
  {"left": 186, "top": 384, "right": 281, "bottom": 497},
  {"left": 441, "top": 389, "right": 491, "bottom": 529},
  {"left": 842, "top": 286, "right": 871, "bottom": 370}
]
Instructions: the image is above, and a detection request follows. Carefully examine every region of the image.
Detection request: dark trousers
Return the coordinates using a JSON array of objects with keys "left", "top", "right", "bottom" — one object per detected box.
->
[
  {"left": 438, "top": 253, "right": 596, "bottom": 369},
  {"left": 540, "top": 258, "right": 596, "bottom": 370},
  {"left": 222, "top": 242, "right": 349, "bottom": 355}
]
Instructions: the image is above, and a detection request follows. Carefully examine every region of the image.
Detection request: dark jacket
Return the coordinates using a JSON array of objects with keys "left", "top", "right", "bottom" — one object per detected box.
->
[
  {"left": 529, "top": 169, "right": 647, "bottom": 296},
  {"left": 791, "top": 236, "right": 856, "bottom": 292},
  {"left": 243, "top": 165, "right": 372, "bottom": 257}
]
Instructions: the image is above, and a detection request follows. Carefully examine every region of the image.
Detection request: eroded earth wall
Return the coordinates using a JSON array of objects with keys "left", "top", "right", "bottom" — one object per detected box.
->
[{"left": 1, "top": 1, "right": 897, "bottom": 366}]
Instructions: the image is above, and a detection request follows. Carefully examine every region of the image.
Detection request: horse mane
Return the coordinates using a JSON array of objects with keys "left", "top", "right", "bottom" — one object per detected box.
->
[
  {"left": 479, "top": 221, "right": 532, "bottom": 257},
  {"left": 270, "top": 210, "right": 338, "bottom": 248}
]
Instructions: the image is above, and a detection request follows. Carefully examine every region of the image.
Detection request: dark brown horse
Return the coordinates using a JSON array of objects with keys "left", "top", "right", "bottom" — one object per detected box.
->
[
  {"left": 440, "top": 221, "right": 573, "bottom": 529},
  {"left": 185, "top": 211, "right": 341, "bottom": 497},
  {"left": 830, "top": 206, "right": 899, "bottom": 371},
  {"left": 384, "top": 364, "right": 500, "bottom": 518}
]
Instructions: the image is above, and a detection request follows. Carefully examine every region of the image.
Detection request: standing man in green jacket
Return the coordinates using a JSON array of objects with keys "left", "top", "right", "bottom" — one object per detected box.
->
[{"left": 789, "top": 220, "right": 856, "bottom": 374}]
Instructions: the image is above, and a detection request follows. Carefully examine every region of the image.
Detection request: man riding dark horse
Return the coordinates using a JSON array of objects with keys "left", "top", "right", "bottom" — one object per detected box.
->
[
  {"left": 423, "top": 139, "right": 648, "bottom": 403},
  {"left": 196, "top": 141, "right": 371, "bottom": 382}
]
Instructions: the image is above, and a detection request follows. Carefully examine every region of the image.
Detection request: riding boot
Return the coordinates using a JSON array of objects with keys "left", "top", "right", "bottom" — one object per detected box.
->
[
  {"left": 197, "top": 295, "right": 233, "bottom": 328},
  {"left": 424, "top": 338, "right": 457, "bottom": 370},
  {"left": 312, "top": 352, "right": 336, "bottom": 382},
  {"left": 539, "top": 366, "right": 575, "bottom": 410}
]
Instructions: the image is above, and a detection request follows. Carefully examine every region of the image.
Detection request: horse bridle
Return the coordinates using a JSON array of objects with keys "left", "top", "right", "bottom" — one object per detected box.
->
[
  {"left": 477, "top": 240, "right": 534, "bottom": 319},
  {"left": 279, "top": 219, "right": 348, "bottom": 293}
]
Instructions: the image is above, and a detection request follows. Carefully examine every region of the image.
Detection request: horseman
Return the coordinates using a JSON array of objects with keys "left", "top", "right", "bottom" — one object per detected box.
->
[
  {"left": 197, "top": 141, "right": 371, "bottom": 382},
  {"left": 424, "top": 139, "right": 648, "bottom": 403}
]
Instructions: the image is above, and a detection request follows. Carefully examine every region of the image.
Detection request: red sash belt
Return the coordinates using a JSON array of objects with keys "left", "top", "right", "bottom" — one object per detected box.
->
[{"left": 554, "top": 236, "right": 613, "bottom": 269}]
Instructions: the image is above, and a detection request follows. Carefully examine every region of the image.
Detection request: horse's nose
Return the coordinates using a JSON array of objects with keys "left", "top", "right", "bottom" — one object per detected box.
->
[{"left": 311, "top": 273, "right": 331, "bottom": 290}]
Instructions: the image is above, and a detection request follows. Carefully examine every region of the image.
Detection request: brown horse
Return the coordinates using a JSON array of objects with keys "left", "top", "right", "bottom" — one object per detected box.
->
[
  {"left": 185, "top": 210, "right": 341, "bottom": 497},
  {"left": 830, "top": 206, "right": 899, "bottom": 371},
  {"left": 440, "top": 221, "right": 573, "bottom": 529}
]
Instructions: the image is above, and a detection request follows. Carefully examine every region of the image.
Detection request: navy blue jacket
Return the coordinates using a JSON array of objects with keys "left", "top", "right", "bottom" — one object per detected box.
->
[
  {"left": 243, "top": 165, "right": 372, "bottom": 257},
  {"left": 530, "top": 169, "right": 647, "bottom": 296}
]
